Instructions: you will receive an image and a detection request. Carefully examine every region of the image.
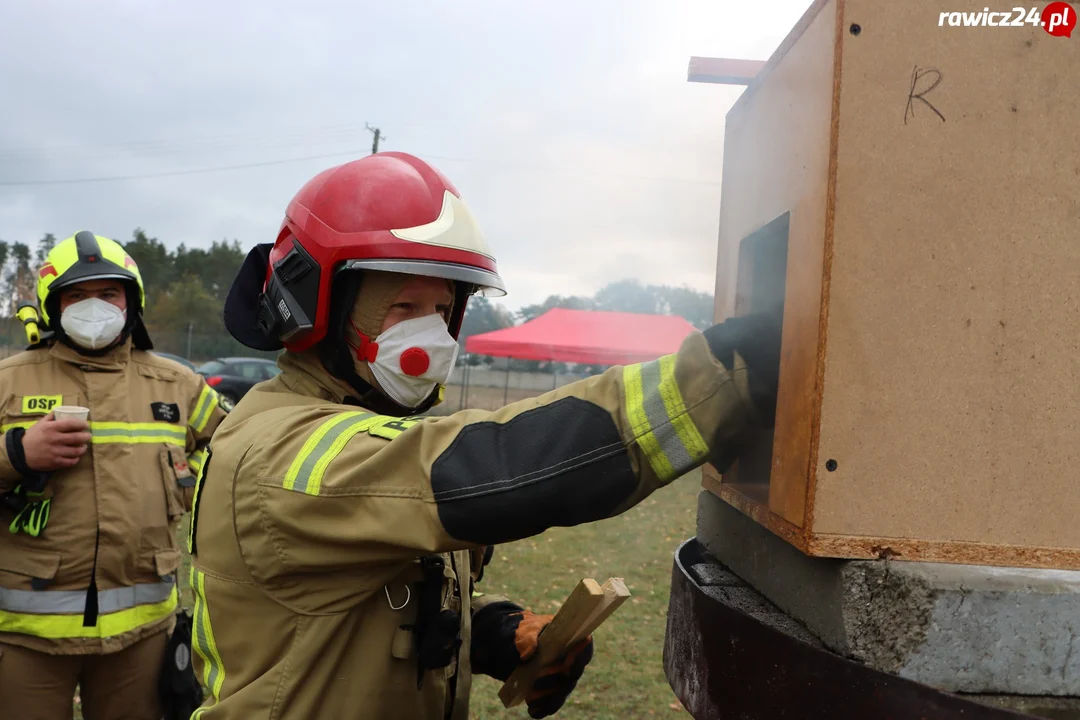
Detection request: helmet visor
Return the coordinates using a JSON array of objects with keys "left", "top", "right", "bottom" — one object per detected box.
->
[{"left": 341, "top": 259, "right": 506, "bottom": 297}]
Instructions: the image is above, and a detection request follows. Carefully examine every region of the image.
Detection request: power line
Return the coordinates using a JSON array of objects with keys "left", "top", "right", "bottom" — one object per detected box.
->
[
  {"left": 0, "top": 149, "right": 370, "bottom": 187},
  {"left": 0, "top": 148, "right": 723, "bottom": 189},
  {"left": 0, "top": 121, "right": 404, "bottom": 161},
  {"left": 0, "top": 120, "right": 722, "bottom": 188},
  {"left": 0, "top": 131, "right": 368, "bottom": 163}
]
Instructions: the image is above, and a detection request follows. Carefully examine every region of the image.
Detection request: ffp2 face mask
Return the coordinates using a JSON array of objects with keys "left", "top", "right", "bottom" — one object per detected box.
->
[{"left": 60, "top": 297, "right": 127, "bottom": 350}]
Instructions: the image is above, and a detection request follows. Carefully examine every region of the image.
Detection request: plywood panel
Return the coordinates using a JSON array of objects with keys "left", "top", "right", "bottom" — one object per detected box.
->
[
  {"left": 814, "top": 0, "right": 1080, "bottom": 550},
  {"left": 807, "top": 532, "right": 1080, "bottom": 570},
  {"left": 702, "top": 468, "right": 808, "bottom": 550},
  {"left": 712, "top": 0, "right": 839, "bottom": 528}
]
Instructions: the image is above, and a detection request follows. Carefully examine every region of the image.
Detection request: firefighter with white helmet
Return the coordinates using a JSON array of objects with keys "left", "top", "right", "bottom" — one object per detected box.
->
[
  {"left": 0, "top": 231, "right": 228, "bottom": 719},
  {"left": 189, "top": 151, "right": 782, "bottom": 718}
]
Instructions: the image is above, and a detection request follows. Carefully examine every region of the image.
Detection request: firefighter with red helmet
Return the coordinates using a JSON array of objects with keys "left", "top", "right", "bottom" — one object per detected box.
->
[{"left": 187, "top": 151, "right": 781, "bottom": 719}]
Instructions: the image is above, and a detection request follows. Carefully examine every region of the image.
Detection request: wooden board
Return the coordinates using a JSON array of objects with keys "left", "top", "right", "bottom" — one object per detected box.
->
[
  {"left": 499, "top": 578, "right": 630, "bottom": 708},
  {"left": 813, "top": 0, "right": 1080, "bottom": 552},
  {"left": 711, "top": 0, "right": 839, "bottom": 528}
]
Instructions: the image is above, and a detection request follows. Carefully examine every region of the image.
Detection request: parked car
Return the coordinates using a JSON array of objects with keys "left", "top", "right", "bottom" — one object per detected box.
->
[
  {"left": 196, "top": 357, "right": 281, "bottom": 407},
  {"left": 151, "top": 351, "right": 197, "bottom": 372}
]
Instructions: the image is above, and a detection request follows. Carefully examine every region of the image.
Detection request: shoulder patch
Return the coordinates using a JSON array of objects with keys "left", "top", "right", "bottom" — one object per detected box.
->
[
  {"left": 22, "top": 395, "right": 62, "bottom": 414},
  {"left": 366, "top": 416, "right": 425, "bottom": 441},
  {"left": 151, "top": 402, "right": 181, "bottom": 422}
]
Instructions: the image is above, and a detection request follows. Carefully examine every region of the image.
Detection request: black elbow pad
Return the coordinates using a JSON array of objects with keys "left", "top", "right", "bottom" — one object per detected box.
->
[{"left": 431, "top": 397, "right": 636, "bottom": 545}]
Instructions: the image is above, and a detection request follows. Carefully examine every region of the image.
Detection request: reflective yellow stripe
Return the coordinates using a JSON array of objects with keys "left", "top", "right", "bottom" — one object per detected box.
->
[
  {"left": 90, "top": 421, "right": 179, "bottom": 431},
  {"left": 283, "top": 413, "right": 424, "bottom": 496},
  {"left": 1, "top": 421, "right": 35, "bottom": 432},
  {"left": 656, "top": 354, "right": 710, "bottom": 460},
  {"left": 623, "top": 363, "right": 675, "bottom": 480},
  {"left": 0, "top": 584, "right": 176, "bottom": 639},
  {"left": 90, "top": 421, "right": 186, "bottom": 447},
  {"left": 2, "top": 420, "right": 186, "bottom": 445},
  {"left": 306, "top": 414, "right": 389, "bottom": 495},
  {"left": 187, "top": 448, "right": 211, "bottom": 555},
  {"left": 623, "top": 354, "right": 708, "bottom": 482},
  {"left": 188, "top": 447, "right": 208, "bottom": 476},
  {"left": 284, "top": 411, "right": 368, "bottom": 494},
  {"left": 191, "top": 568, "right": 225, "bottom": 704},
  {"left": 190, "top": 385, "right": 217, "bottom": 433}
]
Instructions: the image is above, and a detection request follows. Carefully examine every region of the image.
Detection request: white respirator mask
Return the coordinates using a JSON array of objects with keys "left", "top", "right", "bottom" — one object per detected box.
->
[
  {"left": 60, "top": 297, "right": 127, "bottom": 350},
  {"left": 358, "top": 313, "right": 459, "bottom": 409}
]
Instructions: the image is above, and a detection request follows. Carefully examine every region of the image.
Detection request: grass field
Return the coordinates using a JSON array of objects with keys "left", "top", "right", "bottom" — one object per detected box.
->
[
  {"left": 466, "top": 471, "right": 699, "bottom": 719},
  {"left": 76, "top": 470, "right": 701, "bottom": 719}
]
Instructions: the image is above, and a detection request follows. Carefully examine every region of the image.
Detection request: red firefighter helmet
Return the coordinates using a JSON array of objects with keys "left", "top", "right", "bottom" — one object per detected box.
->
[{"left": 224, "top": 152, "right": 505, "bottom": 354}]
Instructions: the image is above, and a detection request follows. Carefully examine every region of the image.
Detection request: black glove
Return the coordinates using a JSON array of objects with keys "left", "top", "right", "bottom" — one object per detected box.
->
[
  {"left": 471, "top": 600, "right": 594, "bottom": 719},
  {"left": 702, "top": 312, "right": 783, "bottom": 427},
  {"left": 522, "top": 636, "right": 593, "bottom": 719}
]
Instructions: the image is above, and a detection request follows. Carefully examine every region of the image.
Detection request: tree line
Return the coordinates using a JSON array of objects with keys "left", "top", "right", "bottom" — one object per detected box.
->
[
  {"left": 0, "top": 229, "right": 255, "bottom": 360},
  {"left": 0, "top": 230, "right": 714, "bottom": 371}
]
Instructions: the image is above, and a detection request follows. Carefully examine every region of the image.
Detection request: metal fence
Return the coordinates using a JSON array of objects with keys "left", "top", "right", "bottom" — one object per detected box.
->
[
  {"left": 0, "top": 319, "right": 277, "bottom": 367},
  {"left": 429, "top": 362, "right": 598, "bottom": 414},
  {"left": 0, "top": 316, "right": 602, "bottom": 414},
  {"left": 148, "top": 329, "right": 279, "bottom": 366},
  {"left": 0, "top": 318, "right": 31, "bottom": 361}
]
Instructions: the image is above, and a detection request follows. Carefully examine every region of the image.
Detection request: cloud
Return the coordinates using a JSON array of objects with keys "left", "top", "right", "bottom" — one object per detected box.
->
[{"left": 0, "top": 0, "right": 814, "bottom": 312}]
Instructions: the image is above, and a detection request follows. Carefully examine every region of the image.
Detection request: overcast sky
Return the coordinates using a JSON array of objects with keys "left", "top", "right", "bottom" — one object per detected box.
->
[{"left": 0, "top": 0, "right": 811, "bottom": 312}]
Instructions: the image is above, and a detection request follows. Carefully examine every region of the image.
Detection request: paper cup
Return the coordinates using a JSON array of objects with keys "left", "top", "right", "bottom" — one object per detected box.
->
[{"left": 53, "top": 406, "right": 90, "bottom": 423}]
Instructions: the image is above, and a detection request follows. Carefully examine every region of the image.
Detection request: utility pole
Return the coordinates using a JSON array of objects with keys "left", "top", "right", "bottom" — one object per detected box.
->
[{"left": 365, "top": 123, "right": 386, "bottom": 155}]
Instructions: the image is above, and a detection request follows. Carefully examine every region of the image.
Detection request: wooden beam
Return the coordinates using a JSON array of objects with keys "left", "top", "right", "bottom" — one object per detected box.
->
[{"left": 687, "top": 56, "right": 767, "bottom": 85}]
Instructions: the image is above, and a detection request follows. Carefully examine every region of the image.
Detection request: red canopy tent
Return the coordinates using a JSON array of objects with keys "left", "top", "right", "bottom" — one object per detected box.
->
[
  {"left": 464, "top": 308, "right": 697, "bottom": 365},
  {"left": 457, "top": 308, "right": 698, "bottom": 408}
]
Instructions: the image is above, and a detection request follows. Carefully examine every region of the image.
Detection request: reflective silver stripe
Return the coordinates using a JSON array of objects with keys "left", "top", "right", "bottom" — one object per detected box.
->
[
  {"left": 638, "top": 359, "right": 695, "bottom": 473},
  {"left": 0, "top": 581, "right": 174, "bottom": 615}
]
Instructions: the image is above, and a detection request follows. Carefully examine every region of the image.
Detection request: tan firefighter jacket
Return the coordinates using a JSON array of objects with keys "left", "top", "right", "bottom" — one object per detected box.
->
[
  {"left": 187, "top": 330, "right": 759, "bottom": 719},
  {"left": 0, "top": 339, "right": 229, "bottom": 655}
]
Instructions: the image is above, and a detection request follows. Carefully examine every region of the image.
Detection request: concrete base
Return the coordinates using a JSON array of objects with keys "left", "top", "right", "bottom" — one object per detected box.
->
[{"left": 696, "top": 490, "right": 1080, "bottom": 696}]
